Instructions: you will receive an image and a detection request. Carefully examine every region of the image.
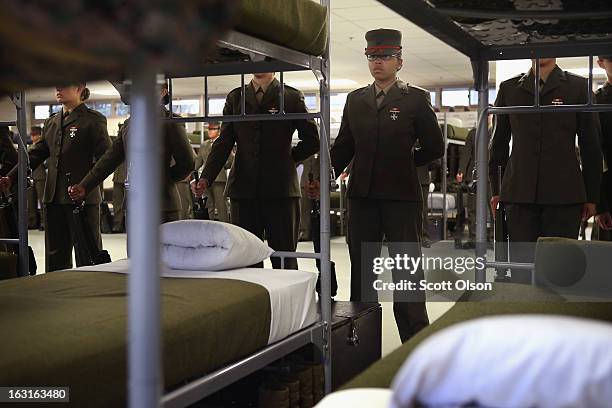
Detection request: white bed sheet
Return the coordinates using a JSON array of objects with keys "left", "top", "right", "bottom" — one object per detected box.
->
[{"left": 74, "top": 259, "right": 319, "bottom": 344}]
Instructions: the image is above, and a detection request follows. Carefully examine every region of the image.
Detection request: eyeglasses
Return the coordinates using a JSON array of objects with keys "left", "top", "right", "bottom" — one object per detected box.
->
[{"left": 366, "top": 54, "right": 400, "bottom": 62}]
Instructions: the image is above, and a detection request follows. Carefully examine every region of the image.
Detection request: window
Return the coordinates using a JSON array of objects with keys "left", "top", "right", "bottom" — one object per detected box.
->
[
  {"left": 442, "top": 89, "right": 469, "bottom": 107},
  {"left": 51, "top": 105, "right": 62, "bottom": 114},
  {"left": 171, "top": 99, "right": 200, "bottom": 115},
  {"left": 34, "top": 105, "right": 50, "bottom": 120},
  {"left": 115, "top": 102, "right": 130, "bottom": 116},
  {"left": 469, "top": 89, "right": 498, "bottom": 105},
  {"left": 304, "top": 94, "right": 318, "bottom": 111},
  {"left": 94, "top": 102, "right": 112, "bottom": 117},
  {"left": 207, "top": 98, "right": 226, "bottom": 115},
  {"left": 330, "top": 93, "right": 348, "bottom": 108},
  {"left": 330, "top": 93, "right": 348, "bottom": 125},
  {"left": 429, "top": 91, "right": 436, "bottom": 106}
]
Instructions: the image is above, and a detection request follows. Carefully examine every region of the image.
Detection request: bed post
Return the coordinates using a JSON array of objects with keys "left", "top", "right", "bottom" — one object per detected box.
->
[
  {"left": 473, "top": 58, "right": 489, "bottom": 284},
  {"left": 319, "top": 0, "right": 332, "bottom": 395},
  {"left": 13, "top": 92, "right": 30, "bottom": 277},
  {"left": 128, "top": 67, "right": 163, "bottom": 408}
]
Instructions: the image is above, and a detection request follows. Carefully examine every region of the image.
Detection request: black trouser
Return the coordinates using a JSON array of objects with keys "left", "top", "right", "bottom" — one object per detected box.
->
[
  {"left": 311, "top": 202, "right": 338, "bottom": 297},
  {"left": 45, "top": 203, "right": 102, "bottom": 272},
  {"left": 27, "top": 180, "right": 45, "bottom": 227},
  {"left": 347, "top": 198, "right": 429, "bottom": 342},
  {"left": 230, "top": 198, "right": 300, "bottom": 269},
  {"left": 112, "top": 182, "right": 125, "bottom": 230},
  {"left": 505, "top": 203, "right": 582, "bottom": 283}
]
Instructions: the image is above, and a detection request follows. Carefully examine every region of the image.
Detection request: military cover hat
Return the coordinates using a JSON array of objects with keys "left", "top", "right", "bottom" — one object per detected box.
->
[{"left": 365, "top": 29, "right": 402, "bottom": 56}]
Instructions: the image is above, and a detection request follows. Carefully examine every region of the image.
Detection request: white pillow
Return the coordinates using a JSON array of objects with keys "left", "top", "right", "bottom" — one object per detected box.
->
[
  {"left": 389, "top": 315, "right": 612, "bottom": 408},
  {"left": 160, "top": 220, "right": 273, "bottom": 271}
]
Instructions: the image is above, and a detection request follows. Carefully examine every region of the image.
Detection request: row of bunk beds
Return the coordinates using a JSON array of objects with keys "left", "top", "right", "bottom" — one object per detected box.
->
[
  {"left": 0, "top": 0, "right": 335, "bottom": 407},
  {"left": 319, "top": 0, "right": 612, "bottom": 407},
  {"left": 3, "top": 0, "right": 612, "bottom": 407}
]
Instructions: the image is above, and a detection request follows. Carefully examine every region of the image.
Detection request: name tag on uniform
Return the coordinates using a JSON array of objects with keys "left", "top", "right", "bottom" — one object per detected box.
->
[
  {"left": 268, "top": 107, "right": 279, "bottom": 114},
  {"left": 390, "top": 107, "right": 400, "bottom": 121},
  {"left": 551, "top": 98, "right": 564, "bottom": 105},
  {"left": 69, "top": 126, "right": 78, "bottom": 138}
]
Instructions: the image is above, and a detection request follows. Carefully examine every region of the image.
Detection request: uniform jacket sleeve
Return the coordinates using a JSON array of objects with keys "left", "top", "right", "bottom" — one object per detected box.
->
[
  {"left": 489, "top": 84, "right": 511, "bottom": 196},
  {"left": 9, "top": 122, "right": 51, "bottom": 182},
  {"left": 201, "top": 95, "right": 237, "bottom": 184},
  {"left": 413, "top": 92, "right": 444, "bottom": 166},
  {"left": 576, "top": 90, "right": 603, "bottom": 204},
  {"left": 167, "top": 123, "right": 195, "bottom": 182},
  {"left": 459, "top": 128, "right": 475, "bottom": 175},
  {"left": 80, "top": 130, "right": 125, "bottom": 193},
  {"left": 290, "top": 90, "right": 319, "bottom": 163}
]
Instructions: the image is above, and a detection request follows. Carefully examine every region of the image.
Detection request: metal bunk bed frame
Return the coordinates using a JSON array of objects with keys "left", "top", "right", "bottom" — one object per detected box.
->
[
  {"left": 126, "top": 3, "right": 333, "bottom": 408},
  {"left": 379, "top": 0, "right": 612, "bottom": 284},
  {"left": 0, "top": 93, "right": 30, "bottom": 277},
  {"left": 2, "top": 4, "right": 332, "bottom": 408}
]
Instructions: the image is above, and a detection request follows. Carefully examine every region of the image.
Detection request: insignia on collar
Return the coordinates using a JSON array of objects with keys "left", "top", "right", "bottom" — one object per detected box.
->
[
  {"left": 390, "top": 107, "right": 400, "bottom": 121},
  {"left": 551, "top": 98, "right": 564, "bottom": 105},
  {"left": 69, "top": 126, "right": 78, "bottom": 138}
]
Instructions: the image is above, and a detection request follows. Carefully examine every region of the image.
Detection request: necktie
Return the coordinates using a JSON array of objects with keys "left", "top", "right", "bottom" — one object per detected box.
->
[
  {"left": 539, "top": 79, "right": 545, "bottom": 93},
  {"left": 376, "top": 90, "right": 385, "bottom": 107},
  {"left": 256, "top": 87, "right": 264, "bottom": 105}
]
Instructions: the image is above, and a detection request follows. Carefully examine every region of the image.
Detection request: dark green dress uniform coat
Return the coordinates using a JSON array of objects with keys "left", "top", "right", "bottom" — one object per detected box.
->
[
  {"left": 79, "top": 108, "right": 195, "bottom": 223},
  {"left": 11, "top": 103, "right": 111, "bottom": 272},
  {"left": 331, "top": 80, "right": 444, "bottom": 342},
  {"left": 201, "top": 78, "right": 319, "bottom": 269},
  {"left": 488, "top": 66, "right": 603, "bottom": 282},
  {"left": 489, "top": 66, "right": 602, "bottom": 205},
  {"left": 332, "top": 81, "right": 444, "bottom": 200}
]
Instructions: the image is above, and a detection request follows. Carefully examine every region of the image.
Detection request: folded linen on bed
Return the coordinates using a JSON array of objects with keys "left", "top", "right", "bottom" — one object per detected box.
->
[
  {"left": 425, "top": 192, "right": 456, "bottom": 211},
  {"left": 160, "top": 220, "right": 274, "bottom": 271},
  {"left": 77, "top": 259, "right": 318, "bottom": 344}
]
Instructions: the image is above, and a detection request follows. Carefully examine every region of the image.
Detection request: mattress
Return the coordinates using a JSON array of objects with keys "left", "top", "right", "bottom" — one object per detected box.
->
[
  {"left": 342, "top": 283, "right": 612, "bottom": 390},
  {"left": 0, "top": 1, "right": 234, "bottom": 95},
  {"left": 0, "top": 261, "right": 317, "bottom": 407},
  {"left": 236, "top": 0, "right": 328, "bottom": 56},
  {"left": 79, "top": 258, "right": 319, "bottom": 344},
  {"left": 0, "top": 0, "right": 328, "bottom": 95},
  {"left": 425, "top": 192, "right": 456, "bottom": 211}
]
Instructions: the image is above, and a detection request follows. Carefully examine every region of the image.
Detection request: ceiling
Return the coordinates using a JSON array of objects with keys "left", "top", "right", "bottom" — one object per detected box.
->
[{"left": 21, "top": 0, "right": 607, "bottom": 103}]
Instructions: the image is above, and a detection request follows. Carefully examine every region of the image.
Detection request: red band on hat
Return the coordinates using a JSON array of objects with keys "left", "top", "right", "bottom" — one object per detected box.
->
[{"left": 364, "top": 45, "right": 402, "bottom": 54}]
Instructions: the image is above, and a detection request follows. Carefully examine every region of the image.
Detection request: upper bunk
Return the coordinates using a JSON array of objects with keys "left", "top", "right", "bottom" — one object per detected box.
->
[
  {"left": 378, "top": 0, "right": 612, "bottom": 61},
  {"left": 172, "top": 0, "right": 328, "bottom": 79},
  {"left": 0, "top": 0, "right": 328, "bottom": 96}
]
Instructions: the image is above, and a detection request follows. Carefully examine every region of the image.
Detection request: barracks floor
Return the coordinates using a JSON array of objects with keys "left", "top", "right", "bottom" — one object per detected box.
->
[{"left": 28, "top": 231, "right": 507, "bottom": 356}]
